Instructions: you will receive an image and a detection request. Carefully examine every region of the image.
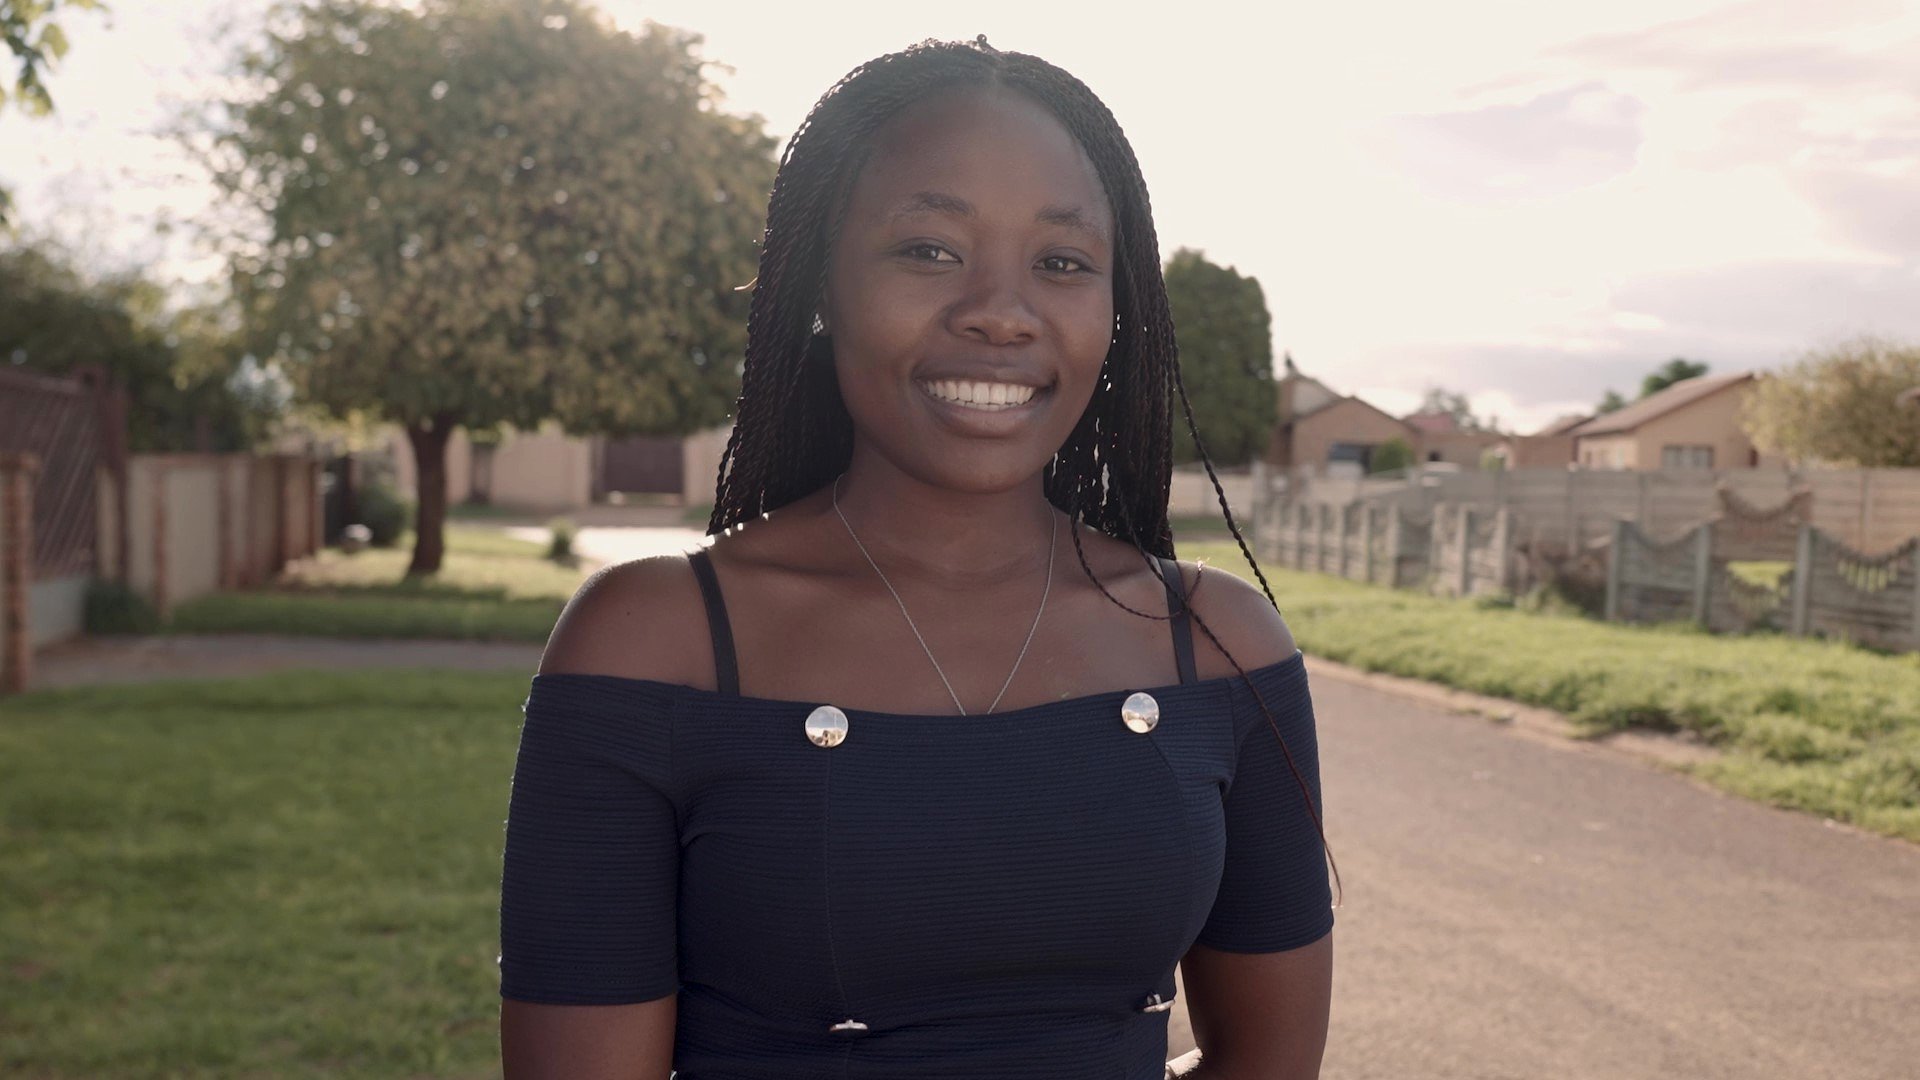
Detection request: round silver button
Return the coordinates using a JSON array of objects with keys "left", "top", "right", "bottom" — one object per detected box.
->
[
  {"left": 805, "top": 704, "right": 849, "bottom": 748},
  {"left": 1121, "top": 691, "right": 1159, "bottom": 734}
]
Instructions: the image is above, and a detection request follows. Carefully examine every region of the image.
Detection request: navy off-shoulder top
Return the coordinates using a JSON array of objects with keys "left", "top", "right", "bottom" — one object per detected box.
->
[{"left": 499, "top": 553, "right": 1332, "bottom": 1080}]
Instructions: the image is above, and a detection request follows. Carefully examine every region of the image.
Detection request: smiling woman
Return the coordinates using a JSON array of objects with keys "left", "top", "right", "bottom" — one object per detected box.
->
[{"left": 500, "top": 36, "right": 1337, "bottom": 1080}]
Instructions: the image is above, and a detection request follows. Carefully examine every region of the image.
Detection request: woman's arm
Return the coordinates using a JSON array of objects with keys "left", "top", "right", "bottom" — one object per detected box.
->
[
  {"left": 502, "top": 998, "right": 677, "bottom": 1080},
  {"left": 1171, "top": 934, "right": 1334, "bottom": 1079},
  {"left": 500, "top": 557, "right": 708, "bottom": 1079},
  {"left": 1172, "top": 560, "right": 1334, "bottom": 1078}
]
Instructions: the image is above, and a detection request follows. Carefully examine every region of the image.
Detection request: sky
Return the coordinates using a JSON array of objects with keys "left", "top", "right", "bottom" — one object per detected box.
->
[{"left": 3, "top": 0, "right": 1917, "bottom": 435}]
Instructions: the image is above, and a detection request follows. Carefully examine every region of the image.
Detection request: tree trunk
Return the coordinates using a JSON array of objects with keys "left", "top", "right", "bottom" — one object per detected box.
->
[{"left": 405, "top": 414, "right": 457, "bottom": 576}]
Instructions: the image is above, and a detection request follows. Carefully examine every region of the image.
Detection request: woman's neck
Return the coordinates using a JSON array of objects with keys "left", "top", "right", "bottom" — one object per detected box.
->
[{"left": 824, "top": 454, "right": 1060, "bottom": 589}]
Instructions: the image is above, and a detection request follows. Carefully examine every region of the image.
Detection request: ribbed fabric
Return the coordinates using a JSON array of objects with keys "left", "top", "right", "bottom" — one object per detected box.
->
[{"left": 499, "top": 652, "right": 1332, "bottom": 1079}]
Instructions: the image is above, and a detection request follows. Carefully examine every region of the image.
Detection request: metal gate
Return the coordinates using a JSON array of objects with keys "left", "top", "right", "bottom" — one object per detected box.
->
[{"left": 0, "top": 366, "right": 112, "bottom": 578}]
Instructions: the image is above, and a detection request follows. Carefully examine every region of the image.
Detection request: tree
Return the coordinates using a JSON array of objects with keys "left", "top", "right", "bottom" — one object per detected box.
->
[
  {"left": 199, "top": 0, "right": 775, "bottom": 573},
  {"left": 1596, "top": 357, "right": 1711, "bottom": 417},
  {"left": 1640, "top": 356, "right": 1709, "bottom": 398},
  {"left": 1368, "top": 436, "right": 1413, "bottom": 475},
  {"left": 1, "top": 0, "right": 107, "bottom": 225},
  {"left": 0, "top": 240, "right": 281, "bottom": 450},
  {"left": 1742, "top": 335, "right": 1920, "bottom": 467},
  {"left": 1416, "top": 386, "right": 1497, "bottom": 432},
  {"left": 1163, "top": 248, "right": 1277, "bottom": 465}
]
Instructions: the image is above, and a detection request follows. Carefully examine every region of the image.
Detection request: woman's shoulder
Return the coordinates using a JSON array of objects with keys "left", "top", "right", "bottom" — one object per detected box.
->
[
  {"left": 537, "top": 551, "right": 717, "bottom": 689},
  {"left": 1172, "top": 555, "right": 1299, "bottom": 682}
]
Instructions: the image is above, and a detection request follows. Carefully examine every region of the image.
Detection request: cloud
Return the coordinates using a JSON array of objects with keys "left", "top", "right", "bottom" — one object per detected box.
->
[
  {"left": 1315, "top": 254, "right": 1920, "bottom": 429},
  {"left": 1373, "top": 81, "right": 1646, "bottom": 202},
  {"left": 1551, "top": 0, "right": 1916, "bottom": 92},
  {"left": 1791, "top": 169, "right": 1920, "bottom": 257}
]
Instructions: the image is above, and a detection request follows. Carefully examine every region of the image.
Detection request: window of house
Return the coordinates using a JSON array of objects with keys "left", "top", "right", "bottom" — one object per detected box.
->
[{"left": 1661, "top": 445, "right": 1714, "bottom": 469}]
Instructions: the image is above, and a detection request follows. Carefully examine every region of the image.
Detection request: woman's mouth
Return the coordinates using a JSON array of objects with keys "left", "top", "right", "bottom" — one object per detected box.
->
[{"left": 915, "top": 378, "right": 1044, "bottom": 411}]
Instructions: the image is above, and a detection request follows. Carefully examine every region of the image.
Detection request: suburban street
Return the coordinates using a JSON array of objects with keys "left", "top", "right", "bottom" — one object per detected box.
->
[{"left": 1171, "top": 669, "right": 1920, "bottom": 1079}]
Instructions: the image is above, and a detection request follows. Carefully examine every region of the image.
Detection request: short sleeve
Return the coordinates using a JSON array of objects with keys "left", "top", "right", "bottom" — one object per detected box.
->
[
  {"left": 498, "top": 674, "right": 682, "bottom": 1004},
  {"left": 1195, "top": 654, "right": 1335, "bottom": 953}
]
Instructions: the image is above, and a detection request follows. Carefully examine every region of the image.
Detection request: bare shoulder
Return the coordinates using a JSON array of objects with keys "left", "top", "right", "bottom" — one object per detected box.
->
[
  {"left": 1175, "top": 556, "right": 1298, "bottom": 679},
  {"left": 536, "top": 551, "right": 715, "bottom": 687}
]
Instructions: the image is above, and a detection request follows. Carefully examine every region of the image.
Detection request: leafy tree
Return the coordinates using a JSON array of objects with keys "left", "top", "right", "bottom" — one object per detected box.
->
[
  {"left": 1164, "top": 248, "right": 1277, "bottom": 464},
  {"left": 1368, "top": 435, "right": 1413, "bottom": 475},
  {"left": 1416, "top": 386, "right": 1497, "bottom": 432},
  {"left": 1596, "top": 357, "right": 1711, "bottom": 417},
  {"left": 198, "top": 0, "right": 775, "bottom": 573},
  {"left": 1640, "top": 356, "right": 1709, "bottom": 398},
  {"left": 0, "top": 240, "right": 280, "bottom": 450},
  {"left": 1, "top": 0, "right": 107, "bottom": 225},
  {"left": 1742, "top": 335, "right": 1920, "bottom": 467},
  {"left": 0, "top": 0, "right": 101, "bottom": 114}
]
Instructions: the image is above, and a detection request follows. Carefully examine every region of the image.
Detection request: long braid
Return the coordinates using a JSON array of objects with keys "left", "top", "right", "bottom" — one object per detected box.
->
[{"left": 711, "top": 37, "right": 1340, "bottom": 910}]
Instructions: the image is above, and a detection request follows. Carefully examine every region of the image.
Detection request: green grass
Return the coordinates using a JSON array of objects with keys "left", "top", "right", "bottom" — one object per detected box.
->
[
  {"left": 1729, "top": 560, "right": 1791, "bottom": 588},
  {"left": 167, "top": 525, "right": 584, "bottom": 643},
  {"left": 1184, "top": 542, "right": 1920, "bottom": 843},
  {"left": 1, "top": 671, "right": 529, "bottom": 1078}
]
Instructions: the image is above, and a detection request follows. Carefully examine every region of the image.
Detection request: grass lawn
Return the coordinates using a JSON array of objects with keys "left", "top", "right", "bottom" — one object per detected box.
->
[
  {"left": 168, "top": 526, "right": 583, "bottom": 644},
  {"left": 1184, "top": 541, "right": 1920, "bottom": 843},
  {"left": 1, "top": 671, "right": 528, "bottom": 1078}
]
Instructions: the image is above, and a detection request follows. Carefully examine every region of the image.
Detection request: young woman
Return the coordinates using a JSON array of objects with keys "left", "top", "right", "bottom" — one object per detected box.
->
[{"left": 499, "top": 37, "right": 1338, "bottom": 1080}]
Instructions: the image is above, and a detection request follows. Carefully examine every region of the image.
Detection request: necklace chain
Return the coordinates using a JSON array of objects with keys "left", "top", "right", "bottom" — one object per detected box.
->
[{"left": 831, "top": 474, "right": 1056, "bottom": 716}]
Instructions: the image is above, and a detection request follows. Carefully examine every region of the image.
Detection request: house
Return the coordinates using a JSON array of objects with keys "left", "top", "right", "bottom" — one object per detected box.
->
[
  {"left": 1264, "top": 355, "right": 1502, "bottom": 473},
  {"left": 1494, "top": 412, "right": 1588, "bottom": 469},
  {"left": 1402, "top": 410, "right": 1506, "bottom": 468},
  {"left": 1570, "top": 372, "right": 1762, "bottom": 470},
  {"left": 1264, "top": 358, "right": 1416, "bottom": 472}
]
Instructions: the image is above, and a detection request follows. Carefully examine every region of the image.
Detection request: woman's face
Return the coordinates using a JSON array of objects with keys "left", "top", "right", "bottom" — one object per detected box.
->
[{"left": 822, "top": 86, "right": 1115, "bottom": 495}]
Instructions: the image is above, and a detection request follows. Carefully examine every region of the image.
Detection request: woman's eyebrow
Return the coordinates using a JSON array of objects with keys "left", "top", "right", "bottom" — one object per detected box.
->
[{"left": 888, "top": 191, "right": 1108, "bottom": 240}]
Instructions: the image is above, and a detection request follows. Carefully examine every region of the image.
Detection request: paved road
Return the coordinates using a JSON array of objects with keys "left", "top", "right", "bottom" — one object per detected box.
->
[
  {"left": 1174, "top": 669, "right": 1920, "bottom": 1079},
  {"left": 34, "top": 616, "right": 1920, "bottom": 1077}
]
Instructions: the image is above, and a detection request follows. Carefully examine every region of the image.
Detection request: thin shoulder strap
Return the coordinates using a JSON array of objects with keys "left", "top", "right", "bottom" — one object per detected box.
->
[
  {"left": 1156, "top": 554, "right": 1199, "bottom": 685},
  {"left": 686, "top": 548, "right": 740, "bottom": 696}
]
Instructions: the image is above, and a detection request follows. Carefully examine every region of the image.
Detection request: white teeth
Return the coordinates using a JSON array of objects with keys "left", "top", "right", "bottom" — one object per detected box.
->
[{"left": 920, "top": 379, "right": 1039, "bottom": 410}]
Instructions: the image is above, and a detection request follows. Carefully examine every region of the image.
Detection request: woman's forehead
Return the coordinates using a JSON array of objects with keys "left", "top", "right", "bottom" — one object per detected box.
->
[{"left": 846, "top": 87, "right": 1112, "bottom": 239}]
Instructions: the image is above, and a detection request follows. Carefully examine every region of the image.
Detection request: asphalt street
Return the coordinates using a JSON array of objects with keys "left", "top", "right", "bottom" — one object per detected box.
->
[{"left": 1163, "top": 664, "right": 1920, "bottom": 1080}]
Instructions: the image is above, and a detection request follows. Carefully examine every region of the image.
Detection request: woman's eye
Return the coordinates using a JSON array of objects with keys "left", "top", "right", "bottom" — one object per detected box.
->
[
  {"left": 1039, "top": 255, "right": 1088, "bottom": 274},
  {"left": 902, "top": 243, "right": 958, "bottom": 263}
]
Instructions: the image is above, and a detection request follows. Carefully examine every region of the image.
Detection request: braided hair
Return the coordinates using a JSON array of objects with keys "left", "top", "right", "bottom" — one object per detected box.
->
[{"left": 709, "top": 36, "right": 1339, "bottom": 909}]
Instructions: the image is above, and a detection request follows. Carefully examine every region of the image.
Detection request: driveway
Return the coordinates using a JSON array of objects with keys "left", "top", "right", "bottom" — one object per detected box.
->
[{"left": 506, "top": 523, "right": 708, "bottom": 567}]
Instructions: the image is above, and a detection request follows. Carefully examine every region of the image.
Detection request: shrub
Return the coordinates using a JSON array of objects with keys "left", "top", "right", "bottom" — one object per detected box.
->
[
  {"left": 84, "top": 580, "right": 161, "bottom": 635},
  {"left": 354, "top": 482, "right": 412, "bottom": 548},
  {"left": 1369, "top": 436, "right": 1414, "bottom": 475},
  {"left": 546, "top": 517, "right": 576, "bottom": 562}
]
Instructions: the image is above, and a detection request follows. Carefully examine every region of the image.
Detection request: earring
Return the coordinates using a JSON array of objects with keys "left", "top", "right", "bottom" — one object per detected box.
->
[{"left": 811, "top": 312, "right": 829, "bottom": 336}]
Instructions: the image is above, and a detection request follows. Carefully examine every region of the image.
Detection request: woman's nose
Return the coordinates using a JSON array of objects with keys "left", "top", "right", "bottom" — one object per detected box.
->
[{"left": 947, "top": 265, "right": 1041, "bottom": 346}]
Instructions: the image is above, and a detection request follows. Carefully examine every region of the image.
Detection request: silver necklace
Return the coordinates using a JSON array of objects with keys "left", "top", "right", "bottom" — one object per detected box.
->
[{"left": 831, "top": 474, "right": 1056, "bottom": 716}]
